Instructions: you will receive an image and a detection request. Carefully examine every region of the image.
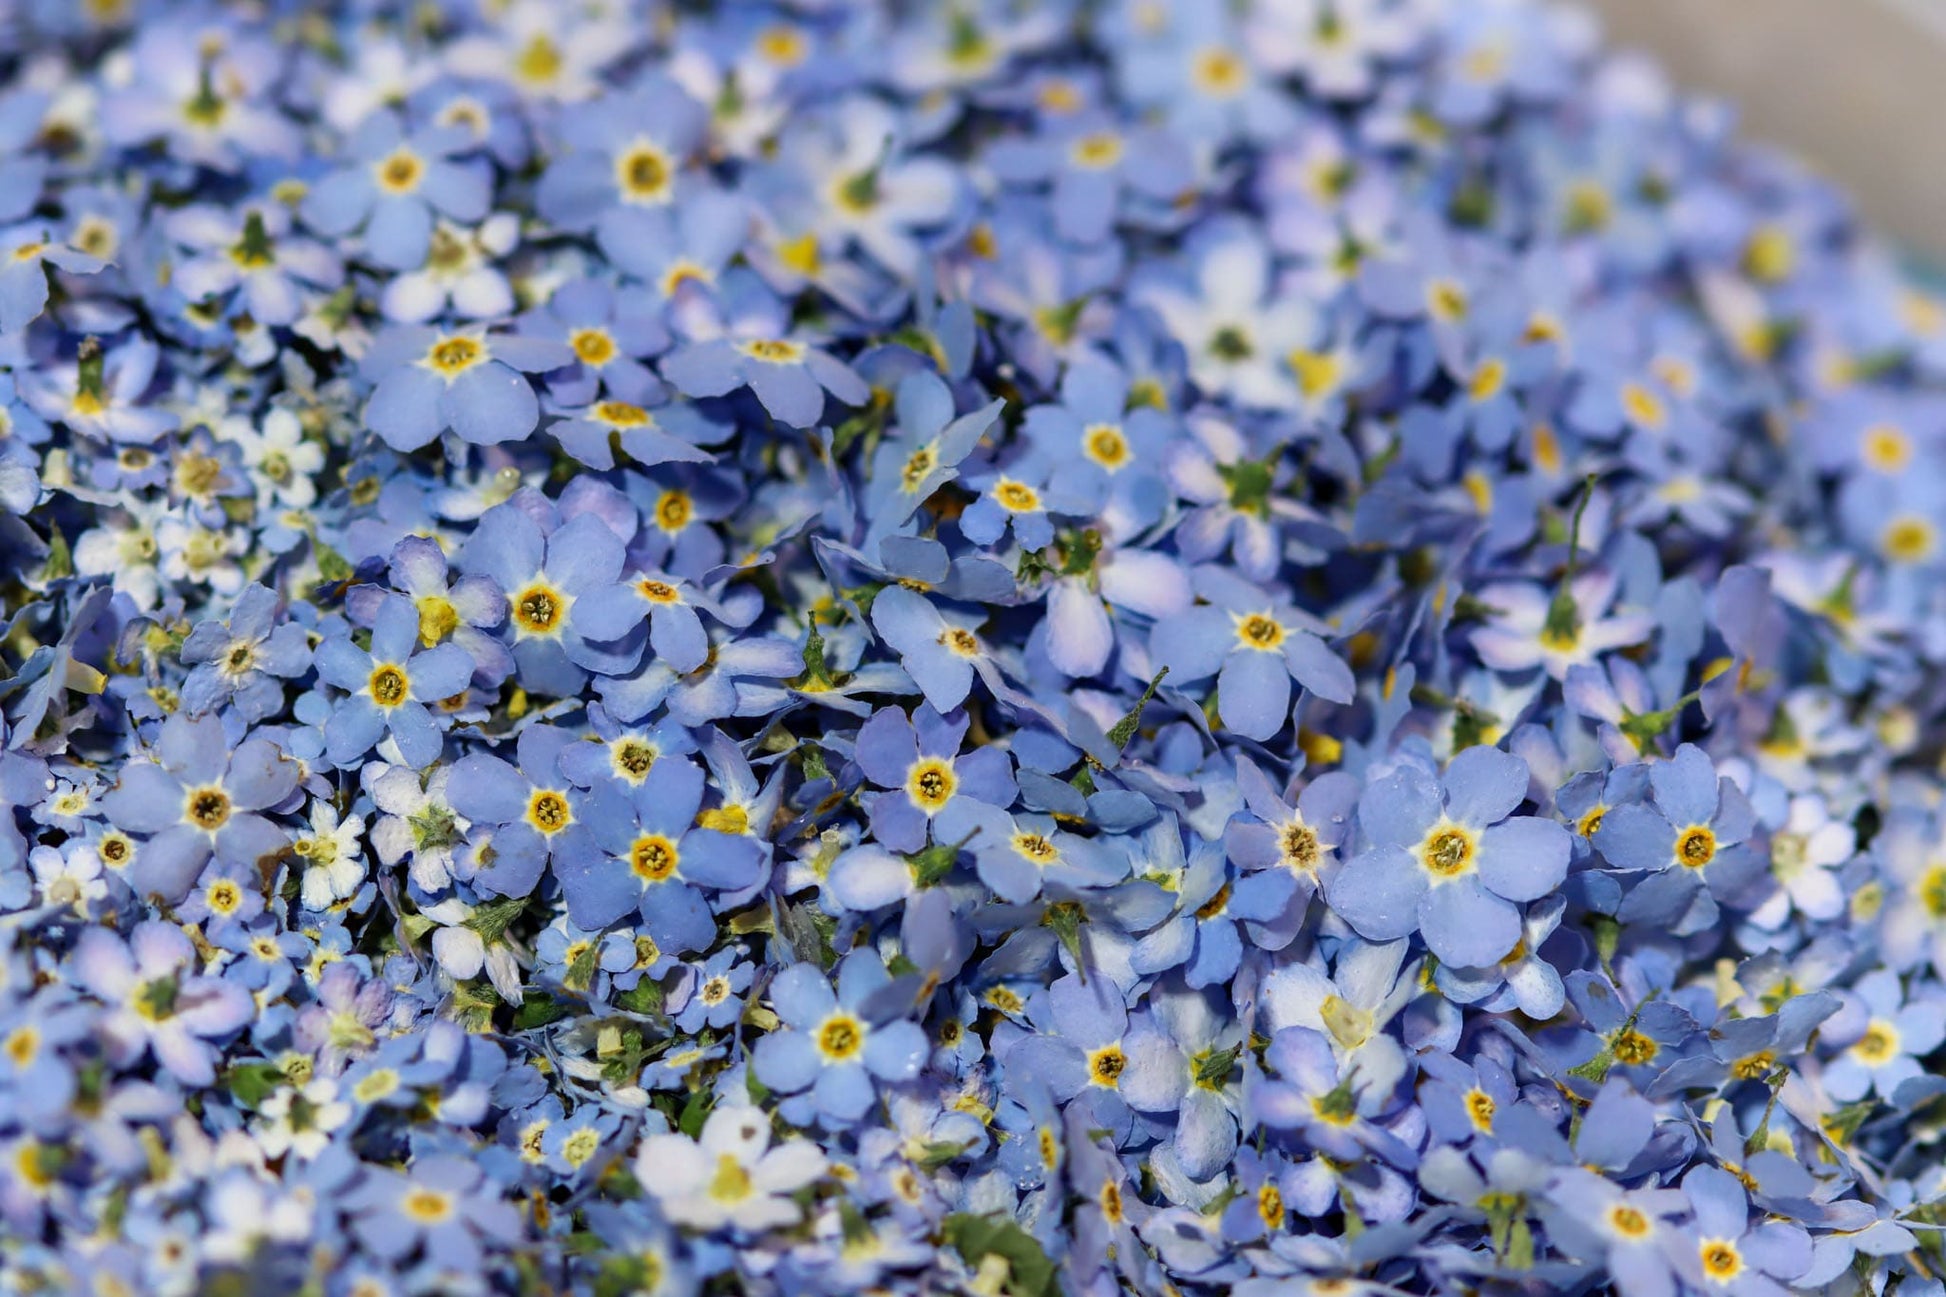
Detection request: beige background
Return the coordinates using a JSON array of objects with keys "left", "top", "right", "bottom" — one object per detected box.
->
[{"left": 1584, "top": 0, "right": 1946, "bottom": 262}]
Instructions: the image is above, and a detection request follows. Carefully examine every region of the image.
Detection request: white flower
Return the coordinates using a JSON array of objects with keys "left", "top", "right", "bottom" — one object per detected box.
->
[
  {"left": 296, "top": 802, "right": 368, "bottom": 911},
  {"left": 369, "top": 762, "right": 465, "bottom": 891},
  {"left": 221, "top": 408, "right": 325, "bottom": 510},
  {"left": 637, "top": 1104, "right": 826, "bottom": 1232},
  {"left": 255, "top": 1078, "right": 351, "bottom": 1161}
]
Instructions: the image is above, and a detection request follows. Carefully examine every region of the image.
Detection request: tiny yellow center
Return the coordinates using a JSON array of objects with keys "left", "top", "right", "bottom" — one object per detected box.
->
[
  {"left": 527, "top": 791, "right": 572, "bottom": 835},
  {"left": 401, "top": 1189, "right": 452, "bottom": 1223},
  {"left": 1676, "top": 826, "right": 1717, "bottom": 870},
  {"left": 511, "top": 583, "right": 566, "bottom": 635},
  {"left": 993, "top": 480, "right": 1040, "bottom": 513},
  {"left": 374, "top": 150, "right": 424, "bottom": 195},
  {"left": 1236, "top": 613, "right": 1286, "bottom": 651},
  {"left": 426, "top": 337, "right": 484, "bottom": 377},
  {"left": 1613, "top": 1030, "right": 1659, "bottom": 1065},
  {"left": 1082, "top": 423, "right": 1130, "bottom": 468},
  {"left": 1070, "top": 132, "right": 1123, "bottom": 169},
  {"left": 617, "top": 145, "right": 673, "bottom": 202},
  {"left": 655, "top": 490, "right": 693, "bottom": 532},
  {"left": 570, "top": 329, "right": 616, "bottom": 367},
  {"left": 1699, "top": 1239, "right": 1743, "bottom": 1282},
  {"left": 1419, "top": 825, "right": 1475, "bottom": 877},
  {"left": 1608, "top": 1205, "right": 1651, "bottom": 1239},
  {"left": 819, "top": 1014, "right": 865, "bottom": 1060},
  {"left": 1088, "top": 1045, "right": 1126, "bottom": 1086},
  {"left": 630, "top": 834, "right": 679, "bottom": 881},
  {"left": 185, "top": 786, "right": 232, "bottom": 832},
  {"left": 908, "top": 759, "right": 956, "bottom": 811},
  {"left": 1853, "top": 1020, "right": 1900, "bottom": 1067},
  {"left": 1464, "top": 1088, "right": 1495, "bottom": 1132},
  {"left": 741, "top": 338, "right": 804, "bottom": 364},
  {"left": 1012, "top": 832, "right": 1060, "bottom": 864},
  {"left": 369, "top": 664, "right": 409, "bottom": 707}
]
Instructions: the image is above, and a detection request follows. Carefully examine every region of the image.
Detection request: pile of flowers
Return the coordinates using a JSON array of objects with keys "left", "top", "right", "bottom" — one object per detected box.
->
[{"left": 7, "top": 0, "right": 1946, "bottom": 1291}]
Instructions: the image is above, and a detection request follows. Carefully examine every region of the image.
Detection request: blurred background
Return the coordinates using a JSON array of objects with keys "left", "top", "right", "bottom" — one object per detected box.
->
[{"left": 1585, "top": 0, "right": 1946, "bottom": 262}]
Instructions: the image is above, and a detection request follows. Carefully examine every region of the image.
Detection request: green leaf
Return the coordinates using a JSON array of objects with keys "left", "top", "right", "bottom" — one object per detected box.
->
[
  {"left": 616, "top": 980, "right": 665, "bottom": 1016},
  {"left": 512, "top": 994, "right": 572, "bottom": 1031},
  {"left": 1105, "top": 667, "right": 1169, "bottom": 752},
  {"left": 941, "top": 1213, "right": 1059, "bottom": 1297},
  {"left": 226, "top": 1061, "right": 286, "bottom": 1110},
  {"left": 677, "top": 1088, "right": 712, "bottom": 1138}
]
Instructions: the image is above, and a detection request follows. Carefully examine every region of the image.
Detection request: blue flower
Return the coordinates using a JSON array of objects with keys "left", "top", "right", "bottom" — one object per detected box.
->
[
  {"left": 1325, "top": 746, "right": 1570, "bottom": 967},
  {"left": 659, "top": 271, "right": 870, "bottom": 427},
  {"left": 555, "top": 755, "right": 766, "bottom": 934},
  {"left": 536, "top": 77, "right": 708, "bottom": 232},
  {"left": 851, "top": 704, "right": 1015, "bottom": 852},
  {"left": 1594, "top": 744, "right": 1766, "bottom": 933},
  {"left": 314, "top": 594, "right": 475, "bottom": 769},
  {"left": 99, "top": 713, "right": 298, "bottom": 903},
  {"left": 447, "top": 724, "right": 604, "bottom": 901},
  {"left": 457, "top": 503, "right": 640, "bottom": 696},
  {"left": 178, "top": 583, "right": 313, "bottom": 722},
  {"left": 752, "top": 952, "right": 928, "bottom": 1125},
  {"left": 302, "top": 113, "right": 492, "bottom": 271},
  {"left": 1150, "top": 583, "right": 1354, "bottom": 741},
  {"left": 72, "top": 920, "right": 253, "bottom": 1085},
  {"left": 361, "top": 324, "right": 573, "bottom": 451}
]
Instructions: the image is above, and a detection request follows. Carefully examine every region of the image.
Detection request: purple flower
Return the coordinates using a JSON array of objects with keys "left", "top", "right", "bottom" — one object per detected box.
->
[{"left": 72, "top": 920, "right": 253, "bottom": 1085}]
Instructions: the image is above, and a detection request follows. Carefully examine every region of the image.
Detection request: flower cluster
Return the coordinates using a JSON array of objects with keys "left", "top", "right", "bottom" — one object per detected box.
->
[{"left": 5, "top": 1, "right": 1946, "bottom": 1293}]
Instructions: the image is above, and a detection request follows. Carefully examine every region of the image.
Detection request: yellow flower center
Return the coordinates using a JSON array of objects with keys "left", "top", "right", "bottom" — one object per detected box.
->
[
  {"left": 1419, "top": 824, "right": 1476, "bottom": 877},
  {"left": 1699, "top": 1239, "right": 1743, "bottom": 1282},
  {"left": 819, "top": 1014, "right": 865, "bottom": 1060},
  {"left": 526, "top": 791, "right": 572, "bottom": 835},
  {"left": 374, "top": 150, "right": 423, "bottom": 195},
  {"left": 1088, "top": 1044, "right": 1126, "bottom": 1086},
  {"left": 425, "top": 336, "right": 484, "bottom": 377},
  {"left": 1676, "top": 826, "right": 1716, "bottom": 870},
  {"left": 401, "top": 1189, "right": 452, "bottom": 1223},
  {"left": 629, "top": 834, "right": 679, "bottom": 881},
  {"left": 617, "top": 145, "right": 673, "bottom": 202},
  {"left": 1883, "top": 516, "right": 1936, "bottom": 564},
  {"left": 741, "top": 338, "right": 804, "bottom": 364},
  {"left": 993, "top": 479, "right": 1040, "bottom": 513},
  {"left": 1613, "top": 1030, "right": 1659, "bottom": 1065},
  {"left": 570, "top": 329, "right": 615, "bottom": 367},
  {"left": 1464, "top": 1087, "right": 1495, "bottom": 1132},
  {"left": 1608, "top": 1205, "right": 1651, "bottom": 1239},
  {"left": 655, "top": 490, "right": 693, "bottom": 532},
  {"left": 369, "top": 664, "right": 409, "bottom": 708},
  {"left": 1070, "top": 132, "right": 1123, "bottom": 169},
  {"left": 511, "top": 582, "right": 567, "bottom": 635},
  {"left": 1852, "top": 1020, "right": 1900, "bottom": 1067},
  {"left": 1012, "top": 832, "right": 1060, "bottom": 865},
  {"left": 907, "top": 759, "right": 956, "bottom": 811},
  {"left": 185, "top": 786, "right": 232, "bottom": 832},
  {"left": 1236, "top": 613, "right": 1286, "bottom": 651}
]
